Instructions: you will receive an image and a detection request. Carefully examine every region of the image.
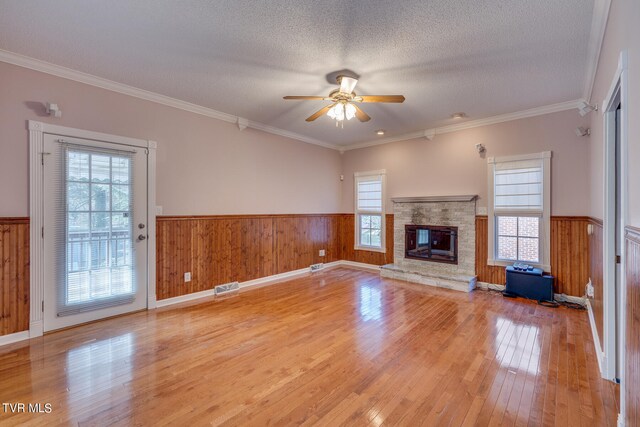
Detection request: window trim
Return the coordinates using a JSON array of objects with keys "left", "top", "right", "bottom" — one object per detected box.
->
[
  {"left": 487, "top": 152, "right": 551, "bottom": 271},
  {"left": 354, "top": 170, "right": 386, "bottom": 253}
]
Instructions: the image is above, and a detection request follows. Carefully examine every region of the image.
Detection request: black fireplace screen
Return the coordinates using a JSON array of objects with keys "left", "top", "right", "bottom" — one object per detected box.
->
[{"left": 405, "top": 225, "right": 458, "bottom": 264}]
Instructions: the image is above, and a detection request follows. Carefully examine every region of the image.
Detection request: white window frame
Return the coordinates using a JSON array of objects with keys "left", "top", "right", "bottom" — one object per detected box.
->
[
  {"left": 354, "top": 170, "right": 386, "bottom": 253},
  {"left": 487, "top": 152, "right": 551, "bottom": 271}
]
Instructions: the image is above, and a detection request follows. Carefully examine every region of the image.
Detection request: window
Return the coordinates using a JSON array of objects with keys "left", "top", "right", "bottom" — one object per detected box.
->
[
  {"left": 487, "top": 152, "right": 551, "bottom": 270},
  {"left": 355, "top": 170, "right": 386, "bottom": 252},
  {"left": 496, "top": 216, "right": 539, "bottom": 262},
  {"left": 61, "top": 145, "right": 135, "bottom": 314}
]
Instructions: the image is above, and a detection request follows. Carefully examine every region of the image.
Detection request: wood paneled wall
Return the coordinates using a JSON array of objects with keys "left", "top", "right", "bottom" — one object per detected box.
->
[
  {"left": 0, "top": 218, "right": 30, "bottom": 336},
  {"left": 475, "top": 216, "right": 590, "bottom": 297},
  {"left": 550, "top": 216, "right": 590, "bottom": 296},
  {"left": 475, "top": 216, "right": 506, "bottom": 285},
  {"left": 0, "top": 213, "right": 598, "bottom": 335},
  {"left": 156, "top": 214, "right": 396, "bottom": 300},
  {"left": 156, "top": 215, "right": 342, "bottom": 300},
  {"left": 625, "top": 226, "right": 640, "bottom": 427},
  {"left": 588, "top": 218, "right": 604, "bottom": 350},
  {"left": 337, "top": 214, "right": 394, "bottom": 266}
]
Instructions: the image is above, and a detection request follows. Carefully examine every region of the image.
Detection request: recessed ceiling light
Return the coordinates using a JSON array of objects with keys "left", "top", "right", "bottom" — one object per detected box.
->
[
  {"left": 451, "top": 112, "right": 467, "bottom": 119},
  {"left": 376, "top": 129, "right": 385, "bottom": 136}
]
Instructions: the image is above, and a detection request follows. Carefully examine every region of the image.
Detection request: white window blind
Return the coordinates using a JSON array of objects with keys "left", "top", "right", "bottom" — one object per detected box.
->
[
  {"left": 355, "top": 171, "right": 385, "bottom": 251},
  {"left": 357, "top": 177, "right": 383, "bottom": 212},
  {"left": 494, "top": 158, "right": 543, "bottom": 214},
  {"left": 55, "top": 143, "right": 137, "bottom": 317}
]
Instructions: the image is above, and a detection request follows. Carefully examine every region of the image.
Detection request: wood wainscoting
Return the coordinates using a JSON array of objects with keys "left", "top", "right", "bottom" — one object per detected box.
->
[
  {"left": 156, "top": 215, "right": 341, "bottom": 300},
  {"left": 0, "top": 213, "right": 597, "bottom": 336},
  {"left": 0, "top": 218, "right": 30, "bottom": 336},
  {"left": 475, "top": 216, "right": 590, "bottom": 297},
  {"left": 588, "top": 218, "right": 604, "bottom": 351},
  {"left": 156, "top": 214, "right": 395, "bottom": 301},
  {"left": 626, "top": 225, "right": 640, "bottom": 426},
  {"left": 337, "top": 214, "right": 394, "bottom": 266}
]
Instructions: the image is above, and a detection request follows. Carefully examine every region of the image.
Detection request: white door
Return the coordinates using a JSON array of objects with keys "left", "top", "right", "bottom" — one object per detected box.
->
[{"left": 43, "top": 134, "right": 148, "bottom": 332}]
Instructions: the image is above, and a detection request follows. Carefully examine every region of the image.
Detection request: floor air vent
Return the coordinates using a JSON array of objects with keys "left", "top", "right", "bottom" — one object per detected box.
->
[
  {"left": 310, "top": 263, "right": 324, "bottom": 272},
  {"left": 215, "top": 282, "right": 240, "bottom": 296}
]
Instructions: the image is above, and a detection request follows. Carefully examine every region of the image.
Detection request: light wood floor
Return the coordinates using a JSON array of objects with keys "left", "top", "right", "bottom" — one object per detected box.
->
[{"left": 0, "top": 267, "right": 619, "bottom": 426}]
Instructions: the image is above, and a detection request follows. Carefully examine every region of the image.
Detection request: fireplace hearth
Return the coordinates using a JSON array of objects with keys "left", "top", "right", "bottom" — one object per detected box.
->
[{"left": 380, "top": 195, "right": 478, "bottom": 293}]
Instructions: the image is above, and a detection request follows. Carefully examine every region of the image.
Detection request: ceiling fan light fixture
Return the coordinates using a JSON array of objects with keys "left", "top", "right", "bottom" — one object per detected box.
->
[
  {"left": 327, "top": 103, "right": 344, "bottom": 121},
  {"left": 344, "top": 103, "right": 356, "bottom": 120},
  {"left": 327, "top": 102, "right": 356, "bottom": 122}
]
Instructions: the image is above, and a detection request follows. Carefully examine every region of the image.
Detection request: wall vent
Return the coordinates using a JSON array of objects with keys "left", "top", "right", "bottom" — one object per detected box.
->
[
  {"left": 215, "top": 281, "right": 240, "bottom": 296},
  {"left": 310, "top": 263, "right": 324, "bottom": 272}
]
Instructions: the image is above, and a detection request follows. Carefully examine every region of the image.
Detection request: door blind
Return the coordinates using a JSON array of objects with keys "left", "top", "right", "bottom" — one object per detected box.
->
[{"left": 54, "top": 142, "right": 137, "bottom": 316}]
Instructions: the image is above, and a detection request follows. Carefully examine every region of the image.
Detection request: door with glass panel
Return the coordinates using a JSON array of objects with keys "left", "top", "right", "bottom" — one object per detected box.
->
[{"left": 43, "top": 134, "right": 148, "bottom": 332}]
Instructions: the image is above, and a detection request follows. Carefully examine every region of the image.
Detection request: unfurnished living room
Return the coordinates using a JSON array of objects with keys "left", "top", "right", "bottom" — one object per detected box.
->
[{"left": 0, "top": 1, "right": 638, "bottom": 426}]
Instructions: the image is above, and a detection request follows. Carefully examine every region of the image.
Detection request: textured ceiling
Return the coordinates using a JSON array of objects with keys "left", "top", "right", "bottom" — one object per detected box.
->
[{"left": 0, "top": 0, "right": 594, "bottom": 147}]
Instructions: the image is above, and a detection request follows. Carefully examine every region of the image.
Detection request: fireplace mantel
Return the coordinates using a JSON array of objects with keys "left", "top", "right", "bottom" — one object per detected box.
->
[{"left": 391, "top": 195, "right": 478, "bottom": 203}]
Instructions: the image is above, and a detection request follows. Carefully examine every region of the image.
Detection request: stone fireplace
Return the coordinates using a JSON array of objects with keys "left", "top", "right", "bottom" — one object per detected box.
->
[{"left": 380, "top": 195, "right": 478, "bottom": 292}]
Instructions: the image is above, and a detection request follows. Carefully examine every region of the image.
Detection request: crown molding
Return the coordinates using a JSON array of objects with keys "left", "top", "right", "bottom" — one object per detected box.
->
[
  {"left": 0, "top": 49, "right": 340, "bottom": 151},
  {"left": 583, "top": 0, "right": 612, "bottom": 102},
  {"left": 245, "top": 120, "right": 337, "bottom": 150},
  {"left": 0, "top": 48, "right": 587, "bottom": 153},
  {"left": 342, "top": 99, "right": 582, "bottom": 151}
]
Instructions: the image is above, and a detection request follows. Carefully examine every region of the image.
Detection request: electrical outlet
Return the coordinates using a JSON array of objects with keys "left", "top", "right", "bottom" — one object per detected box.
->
[
  {"left": 586, "top": 279, "right": 594, "bottom": 298},
  {"left": 319, "top": 249, "right": 326, "bottom": 256},
  {"left": 184, "top": 272, "right": 191, "bottom": 283}
]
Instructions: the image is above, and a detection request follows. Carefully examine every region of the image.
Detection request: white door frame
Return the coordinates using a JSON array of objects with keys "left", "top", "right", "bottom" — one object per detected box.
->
[
  {"left": 28, "top": 120, "right": 157, "bottom": 337},
  {"left": 601, "top": 51, "right": 627, "bottom": 424}
]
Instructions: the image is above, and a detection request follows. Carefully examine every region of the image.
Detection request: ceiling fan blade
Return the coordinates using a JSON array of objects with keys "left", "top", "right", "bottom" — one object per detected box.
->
[
  {"left": 339, "top": 76, "right": 358, "bottom": 94},
  {"left": 283, "top": 96, "right": 329, "bottom": 100},
  {"left": 306, "top": 104, "right": 335, "bottom": 122},
  {"left": 351, "top": 103, "right": 371, "bottom": 122},
  {"left": 355, "top": 95, "right": 405, "bottom": 103}
]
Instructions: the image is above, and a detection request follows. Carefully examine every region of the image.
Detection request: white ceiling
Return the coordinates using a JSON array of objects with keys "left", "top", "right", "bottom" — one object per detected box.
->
[{"left": 0, "top": 0, "right": 595, "bottom": 147}]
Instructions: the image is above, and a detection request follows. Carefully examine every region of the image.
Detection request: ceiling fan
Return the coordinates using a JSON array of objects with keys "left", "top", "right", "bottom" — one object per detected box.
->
[{"left": 283, "top": 76, "right": 405, "bottom": 125}]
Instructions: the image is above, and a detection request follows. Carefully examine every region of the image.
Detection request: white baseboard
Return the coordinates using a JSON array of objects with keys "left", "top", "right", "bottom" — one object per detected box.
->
[
  {"left": 29, "top": 320, "right": 43, "bottom": 338},
  {"left": 477, "top": 282, "right": 588, "bottom": 306},
  {"left": 477, "top": 281, "right": 505, "bottom": 291},
  {"left": 339, "top": 260, "right": 383, "bottom": 271},
  {"left": 586, "top": 298, "right": 606, "bottom": 377},
  {"left": 0, "top": 330, "right": 30, "bottom": 346},
  {"left": 240, "top": 261, "right": 341, "bottom": 291},
  {"left": 155, "top": 261, "right": 346, "bottom": 308},
  {"left": 554, "top": 293, "right": 587, "bottom": 306},
  {"left": 156, "top": 288, "right": 217, "bottom": 308}
]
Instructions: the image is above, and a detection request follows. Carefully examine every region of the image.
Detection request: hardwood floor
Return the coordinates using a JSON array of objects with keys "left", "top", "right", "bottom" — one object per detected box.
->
[{"left": 0, "top": 267, "right": 618, "bottom": 426}]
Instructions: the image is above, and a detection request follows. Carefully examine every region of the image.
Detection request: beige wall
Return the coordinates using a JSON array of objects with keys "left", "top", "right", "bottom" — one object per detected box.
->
[
  {"left": 341, "top": 109, "right": 590, "bottom": 215},
  {"left": 0, "top": 59, "right": 599, "bottom": 219},
  {"left": 588, "top": 0, "right": 640, "bottom": 226},
  {"left": 0, "top": 61, "right": 342, "bottom": 216}
]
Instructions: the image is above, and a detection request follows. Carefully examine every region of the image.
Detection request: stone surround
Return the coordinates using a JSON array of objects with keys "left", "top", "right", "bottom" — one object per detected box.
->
[{"left": 380, "top": 195, "right": 478, "bottom": 292}]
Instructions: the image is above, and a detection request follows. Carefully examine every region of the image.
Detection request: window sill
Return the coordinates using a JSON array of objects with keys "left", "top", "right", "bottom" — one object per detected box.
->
[{"left": 355, "top": 245, "right": 386, "bottom": 254}]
